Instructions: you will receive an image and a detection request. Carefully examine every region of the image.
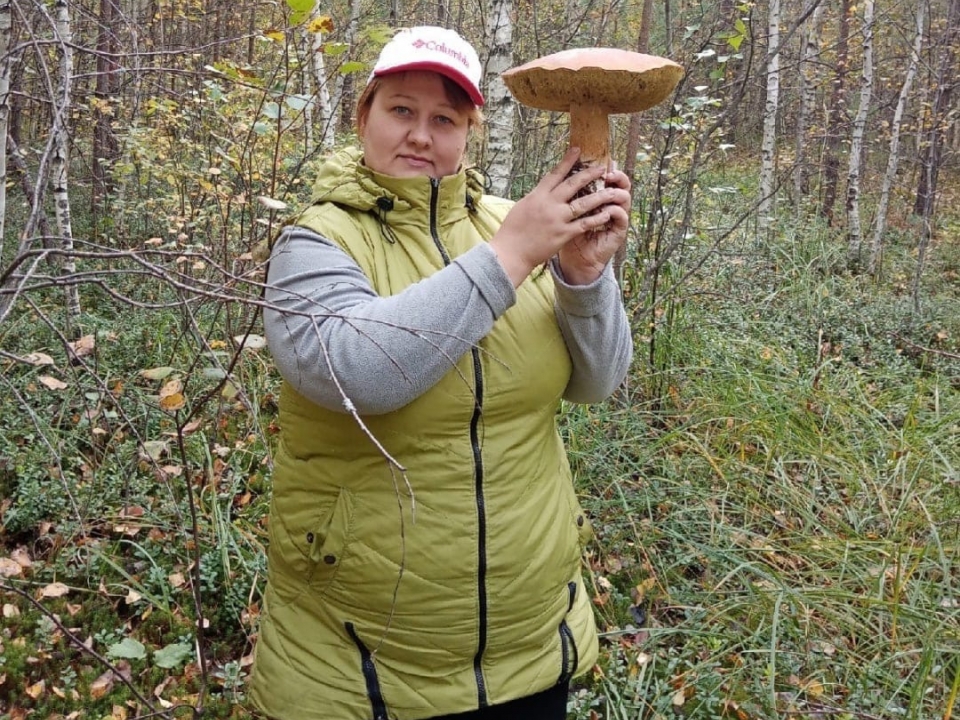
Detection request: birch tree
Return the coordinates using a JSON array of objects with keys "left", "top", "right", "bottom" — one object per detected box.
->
[
  {"left": 0, "top": 0, "right": 11, "bottom": 258},
  {"left": 758, "top": 0, "right": 780, "bottom": 234},
  {"left": 868, "top": 3, "right": 924, "bottom": 277},
  {"left": 844, "top": 0, "right": 873, "bottom": 267},
  {"left": 481, "top": 0, "right": 514, "bottom": 197},
  {"left": 304, "top": 7, "right": 336, "bottom": 154},
  {"left": 52, "top": 0, "right": 81, "bottom": 323}
]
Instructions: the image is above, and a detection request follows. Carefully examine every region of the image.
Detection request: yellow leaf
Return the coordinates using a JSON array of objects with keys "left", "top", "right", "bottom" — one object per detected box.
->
[
  {"left": 264, "top": 30, "right": 285, "bottom": 42},
  {"left": 308, "top": 15, "right": 334, "bottom": 33},
  {"left": 159, "top": 392, "right": 186, "bottom": 412},
  {"left": 26, "top": 679, "right": 46, "bottom": 699}
]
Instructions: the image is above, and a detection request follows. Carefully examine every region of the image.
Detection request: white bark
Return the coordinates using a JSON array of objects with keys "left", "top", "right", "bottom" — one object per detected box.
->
[
  {"left": 868, "top": 3, "right": 924, "bottom": 276},
  {"left": 482, "top": 0, "right": 514, "bottom": 197},
  {"left": 0, "top": 0, "right": 11, "bottom": 259},
  {"left": 758, "top": 0, "right": 780, "bottom": 233},
  {"left": 52, "top": 0, "right": 81, "bottom": 321},
  {"left": 845, "top": 0, "right": 874, "bottom": 265},
  {"left": 305, "top": 4, "right": 335, "bottom": 154},
  {"left": 794, "top": 0, "right": 822, "bottom": 207}
]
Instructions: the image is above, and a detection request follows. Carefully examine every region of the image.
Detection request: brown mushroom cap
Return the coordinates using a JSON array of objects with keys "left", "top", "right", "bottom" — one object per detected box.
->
[{"left": 502, "top": 48, "right": 683, "bottom": 114}]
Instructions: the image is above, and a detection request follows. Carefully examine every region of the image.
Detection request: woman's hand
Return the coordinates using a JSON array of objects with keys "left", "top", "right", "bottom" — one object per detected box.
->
[
  {"left": 557, "top": 166, "right": 631, "bottom": 285},
  {"left": 489, "top": 147, "right": 630, "bottom": 288}
]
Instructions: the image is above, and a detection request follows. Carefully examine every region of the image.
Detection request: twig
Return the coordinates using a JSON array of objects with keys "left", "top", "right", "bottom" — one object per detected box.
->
[
  {"left": 891, "top": 332, "right": 960, "bottom": 360},
  {"left": 0, "top": 580, "right": 167, "bottom": 717}
]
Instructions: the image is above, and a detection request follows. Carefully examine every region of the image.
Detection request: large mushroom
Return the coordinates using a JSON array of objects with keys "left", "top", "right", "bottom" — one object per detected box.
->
[{"left": 502, "top": 48, "right": 683, "bottom": 172}]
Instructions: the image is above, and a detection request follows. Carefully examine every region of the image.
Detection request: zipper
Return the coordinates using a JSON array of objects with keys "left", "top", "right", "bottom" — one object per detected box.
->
[
  {"left": 558, "top": 582, "right": 579, "bottom": 685},
  {"left": 430, "top": 178, "right": 489, "bottom": 707},
  {"left": 345, "top": 622, "right": 388, "bottom": 720}
]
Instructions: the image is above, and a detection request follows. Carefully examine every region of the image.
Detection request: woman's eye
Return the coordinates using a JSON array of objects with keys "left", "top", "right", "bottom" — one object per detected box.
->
[
  {"left": 393, "top": 106, "right": 411, "bottom": 116},
  {"left": 435, "top": 115, "right": 454, "bottom": 125}
]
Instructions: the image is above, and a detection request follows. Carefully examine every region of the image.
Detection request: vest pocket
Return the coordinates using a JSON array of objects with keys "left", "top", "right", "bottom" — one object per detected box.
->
[
  {"left": 557, "top": 581, "right": 580, "bottom": 686},
  {"left": 305, "top": 486, "right": 353, "bottom": 591}
]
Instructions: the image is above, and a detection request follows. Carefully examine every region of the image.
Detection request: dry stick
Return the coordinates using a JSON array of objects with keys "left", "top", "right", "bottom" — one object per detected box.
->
[
  {"left": 891, "top": 332, "right": 960, "bottom": 361},
  {"left": 0, "top": 580, "right": 167, "bottom": 718}
]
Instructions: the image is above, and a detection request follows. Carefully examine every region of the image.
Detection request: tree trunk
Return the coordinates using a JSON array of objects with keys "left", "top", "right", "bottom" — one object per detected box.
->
[
  {"left": 794, "top": 0, "right": 821, "bottom": 207},
  {"left": 52, "top": 0, "right": 82, "bottom": 324},
  {"left": 333, "top": 0, "right": 361, "bottom": 133},
  {"left": 92, "top": 0, "right": 120, "bottom": 232},
  {"left": 305, "top": 4, "right": 335, "bottom": 154},
  {"left": 758, "top": 0, "right": 781, "bottom": 234},
  {"left": 913, "top": 0, "right": 960, "bottom": 217},
  {"left": 868, "top": 2, "right": 924, "bottom": 277},
  {"left": 481, "top": 0, "right": 514, "bottom": 197},
  {"left": 819, "top": 0, "right": 851, "bottom": 224},
  {"left": 0, "top": 0, "right": 11, "bottom": 260},
  {"left": 844, "top": 0, "right": 874, "bottom": 267},
  {"left": 615, "top": 0, "right": 654, "bottom": 279}
]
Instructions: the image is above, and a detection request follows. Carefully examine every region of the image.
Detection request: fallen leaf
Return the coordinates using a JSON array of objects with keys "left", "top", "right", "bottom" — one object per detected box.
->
[
  {"left": 38, "top": 375, "right": 68, "bottom": 391},
  {"left": 159, "top": 392, "right": 186, "bottom": 412},
  {"left": 24, "top": 352, "right": 55, "bottom": 366},
  {"left": 0, "top": 558, "right": 22, "bottom": 577},
  {"left": 672, "top": 689, "right": 686, "bottom": 707},
  {"left": 3, "top": 604, "right": 20, "bottom": 618},
  {"left": 68, "top": 335, "right": 96, "bottom": 359},
  {"left": 25, "top": 679, "right": 45, "bottom": 699},
  {"left": 168, "top": 572, "right": 186, "bottom": 588},
  {"left": 89, "top": 669, "right": 114, "bottom": 699},
  {"left": 125, "top": 589, "right": 142, "bottom": 604},
  {"left": 140, "top": 366, "right": 175, "bottom": 381},
  {"left": 159, "top": 378, "right": 183, "bottom": 398},
  {"left": 39, "top": 582, "right": 71, "bottom": 598}
]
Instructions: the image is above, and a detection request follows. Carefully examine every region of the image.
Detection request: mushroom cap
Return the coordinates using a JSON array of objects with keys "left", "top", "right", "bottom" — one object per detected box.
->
[{"left": 502, "top": 48, "right": 683, "bottom": 114}]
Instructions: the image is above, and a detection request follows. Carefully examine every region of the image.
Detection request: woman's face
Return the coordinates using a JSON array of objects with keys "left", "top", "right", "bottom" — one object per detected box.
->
[{"left": 359, "top": 71, "right": 471, "bottom": 179}]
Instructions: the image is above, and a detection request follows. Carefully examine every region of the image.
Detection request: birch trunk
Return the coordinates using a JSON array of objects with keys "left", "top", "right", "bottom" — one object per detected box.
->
[
  {"left": 52, "top": 0, "right": 82, "bottom": 323},
  {"left": 482, "top": 0, "right": 514, "bottom": 197},
  {"left": 868, "top": 3, "right": 924, "bottom": 276},
  {"left": 0, "top": 0, "right": 11, "bottom": 259},
  {"left": 758, "top": 0, "right": 780, "bottom": 234},
  {"left": 844, "top": 0, "right": 874, "bottom": 267},
  {"left": 794, "top": 0, "right": 821, "bottom": 207},
  {"left": 305, "top": 5, "right": 335, "bottom": 154}
]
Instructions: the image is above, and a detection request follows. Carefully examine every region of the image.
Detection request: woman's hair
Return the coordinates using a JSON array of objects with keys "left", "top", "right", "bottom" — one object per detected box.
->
[{"left": 355, "top": 73, "right": 484, "bottom": 135}]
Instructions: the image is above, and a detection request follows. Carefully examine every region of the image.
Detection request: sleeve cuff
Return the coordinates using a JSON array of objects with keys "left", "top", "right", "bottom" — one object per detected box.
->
[
  {"left": 454, "top": 244, "right": 517, "bottom": 317},
  {"left": 549, "top": 258, "right": 617, "bottom": 317}
]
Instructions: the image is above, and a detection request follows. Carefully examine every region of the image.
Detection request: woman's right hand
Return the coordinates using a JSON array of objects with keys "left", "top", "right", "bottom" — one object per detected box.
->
[{"left": 489, "top": 147, "right": 624, "bottom": 288}]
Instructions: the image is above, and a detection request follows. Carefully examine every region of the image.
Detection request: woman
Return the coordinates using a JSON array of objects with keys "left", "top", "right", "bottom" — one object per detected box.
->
[{"left": 251, "top": 25, "right": 633, "bottom": 720}]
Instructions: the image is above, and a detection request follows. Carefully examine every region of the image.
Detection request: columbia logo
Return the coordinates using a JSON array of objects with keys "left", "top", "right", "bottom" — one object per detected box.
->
[{"left": 410, "top": 38, "right": 470, "bottom": 68}]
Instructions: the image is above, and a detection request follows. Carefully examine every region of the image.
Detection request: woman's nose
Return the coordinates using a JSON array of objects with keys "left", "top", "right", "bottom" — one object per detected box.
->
[{"left": 408, "top": 121, "right": 431, "bottom": 147}]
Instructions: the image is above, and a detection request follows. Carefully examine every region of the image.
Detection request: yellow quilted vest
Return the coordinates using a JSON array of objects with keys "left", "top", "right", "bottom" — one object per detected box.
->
[{"left": 250, "top": 149, "right": 598, "bottom": 720}]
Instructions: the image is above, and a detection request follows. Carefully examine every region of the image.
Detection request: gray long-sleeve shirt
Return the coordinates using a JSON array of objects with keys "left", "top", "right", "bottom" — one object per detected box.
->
[{"left": 264, "top": 226, "right": 633, "bottom": 415}]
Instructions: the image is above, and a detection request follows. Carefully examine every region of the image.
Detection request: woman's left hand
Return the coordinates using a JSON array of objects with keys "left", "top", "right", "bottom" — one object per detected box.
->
[{"left": 556, "top": 167, "right": 632, "bottom": 285}]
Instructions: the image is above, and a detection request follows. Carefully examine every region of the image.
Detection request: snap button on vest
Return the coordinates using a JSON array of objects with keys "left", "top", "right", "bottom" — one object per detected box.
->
[
  {"left": 577, "top": 515, "right": 584, "bottom": 527},
  {"left": 306, "top": 532, "right": 315, "bottom": 543},
  {"left": 324, "top": 554, "right": 337, "bottom": 565}
]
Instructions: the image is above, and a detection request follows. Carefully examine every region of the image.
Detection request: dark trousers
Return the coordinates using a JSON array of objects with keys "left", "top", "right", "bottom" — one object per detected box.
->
[{"left": 427, "top": 683, "right": 569, "bottom": 720}]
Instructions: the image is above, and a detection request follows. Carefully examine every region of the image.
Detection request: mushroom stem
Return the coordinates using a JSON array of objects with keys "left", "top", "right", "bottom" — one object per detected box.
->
[{"left": 568, "top": 103, "right": 610, "bottom": 168}]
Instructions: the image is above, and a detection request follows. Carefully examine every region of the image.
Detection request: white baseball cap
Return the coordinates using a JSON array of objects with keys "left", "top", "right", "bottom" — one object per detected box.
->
[{"left": 371, "top": 26, "right": 485, "bottom": 106}]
